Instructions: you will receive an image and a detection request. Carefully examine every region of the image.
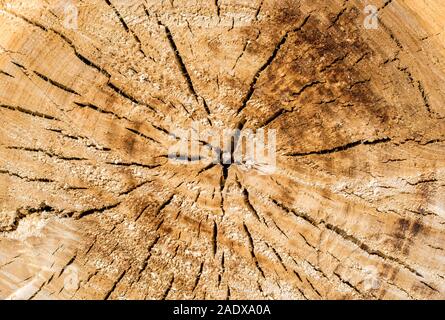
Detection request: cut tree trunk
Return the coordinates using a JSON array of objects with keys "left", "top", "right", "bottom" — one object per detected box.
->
[{"left": 0, "top": 0, "right": 444, "bottom": 300}]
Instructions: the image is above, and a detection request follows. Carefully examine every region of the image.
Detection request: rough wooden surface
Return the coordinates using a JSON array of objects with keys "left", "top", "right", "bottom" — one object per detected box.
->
[{"left": 0, "top": 0, "right": 444, "bottom": 300}]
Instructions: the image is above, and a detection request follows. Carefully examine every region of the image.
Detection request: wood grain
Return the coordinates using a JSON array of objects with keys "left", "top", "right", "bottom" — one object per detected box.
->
[{"left": 0, "top": 0, "right": 444, "bottom": 299}]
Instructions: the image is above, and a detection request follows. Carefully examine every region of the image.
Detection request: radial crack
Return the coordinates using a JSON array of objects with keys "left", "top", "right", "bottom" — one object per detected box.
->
[
  {"left": 243, "top": 222, "right": 265, "bottom": 278},
  {"left": 236, "top": 15, "right": 311, "bottom": 114},
  {"left": 158, "top": 20, "right": 211, "bottom": 117},
  {"left": 0, "top": 104, "right": 60, "bottom": 121},
  {"left": 285, "top": 137, "right": 391, "bottom": 157}
]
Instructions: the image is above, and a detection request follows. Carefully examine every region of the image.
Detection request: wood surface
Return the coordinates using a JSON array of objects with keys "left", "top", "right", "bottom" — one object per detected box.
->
[{"left": 0, "top": 0, "right": 444, "bottom": 299}]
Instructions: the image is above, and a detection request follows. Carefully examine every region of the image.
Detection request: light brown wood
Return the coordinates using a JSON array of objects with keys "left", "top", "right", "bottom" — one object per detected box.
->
[{"left": 0, "top": 0, "right": 444, "bottom": 300}]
